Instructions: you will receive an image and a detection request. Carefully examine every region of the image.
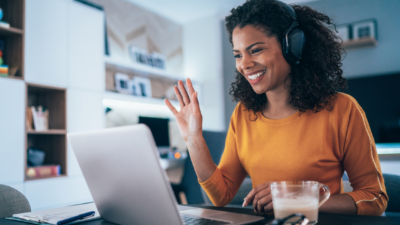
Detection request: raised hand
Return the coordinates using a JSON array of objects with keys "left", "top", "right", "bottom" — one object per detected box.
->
[{"left": 164, "top": 78, "right": 202, "bottom": 141}]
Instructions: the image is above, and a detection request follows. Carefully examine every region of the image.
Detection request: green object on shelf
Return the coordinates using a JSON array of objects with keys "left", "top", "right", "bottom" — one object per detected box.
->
[{"left": 0, "top": 57, "right": 3, "bottom": 65}]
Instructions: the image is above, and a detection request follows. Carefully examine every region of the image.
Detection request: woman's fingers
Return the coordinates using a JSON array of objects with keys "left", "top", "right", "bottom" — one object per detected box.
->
[
  {"left": 191, "top": 91, "right": 201, "bottom": 115},
  {"left": 174, "top": 85, "right": 185, "bottom": 108},
  {"left": 244, "top": 182, "right": 271, "bottom": 207},
  {"left": 164, "top": 98, "right": 178, "bottom": 115},
  {"left": 186, "top": 78, "right": 195, "bottom": 96},
  {"left": 256, "top": 193, "right": 273, "bottom": 213},
  {"left": 252, "top": 185, "right": 271, "bottom": 213},
  {"left": 178, "top": 80, "right": 190, "bottom": 105},
  {"left": 263, "top": 202, "right": 273, "bottom": 213}
]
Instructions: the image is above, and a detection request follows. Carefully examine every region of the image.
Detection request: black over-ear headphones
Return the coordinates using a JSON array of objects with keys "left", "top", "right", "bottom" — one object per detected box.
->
[{"left": 275, "top": 1, "right": 306, "bottom": 65}]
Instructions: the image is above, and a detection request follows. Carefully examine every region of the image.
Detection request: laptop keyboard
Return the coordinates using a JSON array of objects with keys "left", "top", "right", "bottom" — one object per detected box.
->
[{"left": 181, "top": 215, "right": 231, "bottom": 225}]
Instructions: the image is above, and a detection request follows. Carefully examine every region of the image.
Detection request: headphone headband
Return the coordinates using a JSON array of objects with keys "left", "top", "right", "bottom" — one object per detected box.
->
[
  {"left": 275, "top": 0, "right": 305, "bottom": 65},
  {"left": 275, "top": 0, "right": 297, "bottom": 21}
]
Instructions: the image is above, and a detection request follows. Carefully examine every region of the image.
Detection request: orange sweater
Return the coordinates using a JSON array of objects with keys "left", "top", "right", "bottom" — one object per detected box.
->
[{"left": 200, "top": 93, "right": 388, "bottom": 215}]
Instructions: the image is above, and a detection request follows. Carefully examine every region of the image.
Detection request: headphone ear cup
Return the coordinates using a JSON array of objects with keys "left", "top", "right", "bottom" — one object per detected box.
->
[
  {"left": 282, "top": 31, "right": 289, "bottom": 63},
  {"left": 286, "top": 28, "right": 306, "bottom": 64}
]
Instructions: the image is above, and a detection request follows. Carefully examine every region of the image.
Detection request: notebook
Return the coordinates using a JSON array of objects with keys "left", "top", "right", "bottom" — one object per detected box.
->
[{"left": 7, "top": 203, "right": 100, "bottom": 224}]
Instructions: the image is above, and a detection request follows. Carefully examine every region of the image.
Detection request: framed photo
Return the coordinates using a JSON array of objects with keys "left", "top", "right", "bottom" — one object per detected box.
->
[
  {"left": 114, "top": 73, "right": 130, "bottom": 94},
  {"left": 134, "top": 76, "right": 152, "bottom": 98},
  {"left": 336, "top": 25, "right": 350, "bottom": 42},
  {"left": 352, "top": 19, "right": 376, "bottom": 40},
  {"left": 128, "top": 78, "right": 138, "bottom": 96}
]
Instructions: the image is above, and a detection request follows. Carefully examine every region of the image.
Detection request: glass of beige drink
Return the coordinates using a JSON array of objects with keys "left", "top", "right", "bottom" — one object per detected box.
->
[{"left": 270, "top": 181, "right": 330, "bottom": 225}]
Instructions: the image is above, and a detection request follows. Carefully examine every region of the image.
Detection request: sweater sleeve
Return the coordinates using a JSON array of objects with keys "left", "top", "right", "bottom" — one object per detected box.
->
[
  {"left": 342, "top": 96, "right": 388, "bottom": 215},
  {"left": 199, "top": 105, "right": 247, "bottom": 206}
]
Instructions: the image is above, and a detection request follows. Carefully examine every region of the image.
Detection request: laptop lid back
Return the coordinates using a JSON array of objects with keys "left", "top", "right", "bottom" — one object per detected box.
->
[{"left": 68, "top": 125, "right": 182, "bottom": 225}]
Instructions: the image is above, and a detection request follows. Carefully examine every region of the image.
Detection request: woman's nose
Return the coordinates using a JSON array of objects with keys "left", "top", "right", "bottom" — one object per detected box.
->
[{"left": 240, "top": 55, "right": 255, "bottom": 70}]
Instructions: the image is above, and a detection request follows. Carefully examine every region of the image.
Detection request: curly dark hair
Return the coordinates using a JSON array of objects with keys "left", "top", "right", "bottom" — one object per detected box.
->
[{"left": 225, "top": 0, "right": 347, "bottom": 117}]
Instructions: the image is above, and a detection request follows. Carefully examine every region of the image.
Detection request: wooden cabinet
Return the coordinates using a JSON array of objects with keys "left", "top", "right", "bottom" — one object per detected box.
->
[
  {"left": 26, "top": 83, "right": 67, "bottom": 180},
  {"left": 0, "top": 78, "right": 25, "bottom": 184},
  {"left": 24, "top": 0, "right": 68, "bottom": 87},
  {"left": 68, "top": 0, "right": 105, "bottom": 91}
]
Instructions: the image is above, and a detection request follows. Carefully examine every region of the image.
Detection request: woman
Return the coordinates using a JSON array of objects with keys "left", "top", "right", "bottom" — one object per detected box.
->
[{"left": 165, "top": 0, "right": 387, "bottom": 216}]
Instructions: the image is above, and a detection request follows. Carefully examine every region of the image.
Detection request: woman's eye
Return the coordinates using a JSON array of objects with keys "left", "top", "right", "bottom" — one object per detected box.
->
[
  {"left": 234, "top": 54, "right": 242, "bottom": 58},
  {"left": 252, "top": 49, "right": 262, "bottom": 54}
]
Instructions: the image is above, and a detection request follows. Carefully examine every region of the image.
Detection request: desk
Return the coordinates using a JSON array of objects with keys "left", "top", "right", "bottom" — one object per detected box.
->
[{"left": 1, "top": 205, "right": 399, "bottom": 225}]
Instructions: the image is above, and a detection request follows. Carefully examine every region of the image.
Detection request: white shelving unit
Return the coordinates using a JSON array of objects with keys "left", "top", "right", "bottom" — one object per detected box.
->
[
  {"left": 104, "top": 56, "right": 183, "bottom": 81},
  {"left": 103, "top": 91, "right": 179, "bottom": 107}
]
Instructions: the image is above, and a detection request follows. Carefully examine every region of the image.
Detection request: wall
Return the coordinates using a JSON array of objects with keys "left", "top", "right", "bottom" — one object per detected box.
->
[
  {"left": 302, "top": 0, "right": 400, "bottom": 78},
  {"left": 183, "top": 15, "right": 225, "bottom": 131},
  {"left": 221, "top": 20, "right": 238, "bottom": 130},
  {"left": 90, "top": 0, "right": 183, "bottom": 75}
]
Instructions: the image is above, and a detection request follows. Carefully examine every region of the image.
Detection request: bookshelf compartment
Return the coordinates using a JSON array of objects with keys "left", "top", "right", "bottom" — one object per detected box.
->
[
  {"left": 27, "top": 84, "right": 66, "bottom": 130},
  {"left": 26, "top": 134, "right": 67, "bottom": 180},
  {"left": 26, "top": 83, "right": 67, "bottom": 181},
  {"left": 0, "top": 35, "right": 23, "bottom": 78},
  {"left": 0, "top": 0, "right": 24, "bottom": 79},
  {"left": 0, "top": 0, "right": 24, "bottom": 30}
]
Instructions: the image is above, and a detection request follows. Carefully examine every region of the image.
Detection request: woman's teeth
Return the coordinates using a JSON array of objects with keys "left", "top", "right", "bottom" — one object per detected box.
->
[{"left": 248, "top": 71, "right": 265, "bottom": 80}]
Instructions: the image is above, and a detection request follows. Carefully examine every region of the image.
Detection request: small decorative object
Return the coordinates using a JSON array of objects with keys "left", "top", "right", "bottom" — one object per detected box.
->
[
  {"left": 27, "top": 148, "right": 45, "bottom": 166},
  {"left": 134, "top": 76, "right": 152, "bottom": 97},
  {"left": 31, "top": 106, "right": 49, "bottom": 131},
  {"left": 352, "top": 19, "right": 377, "bottom": 41},
  {"left": 114, "top": 73, "right": 130, "bottom": 94},
  {"left": 336, "top": 24, "right": 350, "bottom": 42},
  {"left": 0, "top": 8, "right": 10, "bottom": 28},
  {"left": 129, "top": 45, "right": 166, "bottom": 69}
]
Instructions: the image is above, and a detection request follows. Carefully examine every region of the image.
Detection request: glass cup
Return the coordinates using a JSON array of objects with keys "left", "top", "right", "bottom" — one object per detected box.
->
[{"left": 270, "top": 181, "right": 330, "bottom": 225}]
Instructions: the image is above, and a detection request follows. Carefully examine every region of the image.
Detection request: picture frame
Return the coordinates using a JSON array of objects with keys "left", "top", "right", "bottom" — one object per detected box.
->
[
  {"left": 336, "top": 24, "right": 350, "bottom": 42},
  {"left": 133, "top": 76, "right": 152, "bottom": 98},
  {"left": 114, "top": 73, "right": 130, "bottom": 94},
  {"left": 129, "top": 45, "right": 166, "bottom": 69},
  {"left": 352, "top": 19, "right": 377, "bottom": 41}
]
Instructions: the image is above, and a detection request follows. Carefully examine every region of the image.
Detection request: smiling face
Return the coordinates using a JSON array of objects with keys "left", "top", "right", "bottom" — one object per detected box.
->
[{"left": 232, "top": 25, "right": 291, "bottom": 95}]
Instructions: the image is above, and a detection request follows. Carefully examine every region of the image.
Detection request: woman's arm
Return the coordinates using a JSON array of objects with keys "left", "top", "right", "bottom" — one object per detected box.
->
[
  {"left": 165, "top": 79, "right": 247, "bottom": 206},
  {"left": 339, "top": 95, "right": 388, "bottom": 215},
  {"left": 319, "top": 194, "right": 357, "bottom": 214},
  {"left": 185, "top": 135, "right": 216, "bottom": 182},
  {"left": 165, "top": 79, "right": 216, "bottom": 182}
]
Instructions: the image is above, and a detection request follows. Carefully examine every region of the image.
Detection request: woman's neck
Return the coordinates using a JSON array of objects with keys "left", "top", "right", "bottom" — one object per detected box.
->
[{"left": 263, "top": 83, "right": 298, "bottom": 120}]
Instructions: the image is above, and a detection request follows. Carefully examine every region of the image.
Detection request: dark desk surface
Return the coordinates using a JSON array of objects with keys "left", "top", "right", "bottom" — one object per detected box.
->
[{"left": 1, "top": 205, "right": 399, "bottom": 225}]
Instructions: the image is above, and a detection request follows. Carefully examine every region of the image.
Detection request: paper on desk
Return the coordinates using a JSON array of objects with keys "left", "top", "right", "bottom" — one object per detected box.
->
[{"left": 11, "top": 203, "right": 100, "bottom": 224}]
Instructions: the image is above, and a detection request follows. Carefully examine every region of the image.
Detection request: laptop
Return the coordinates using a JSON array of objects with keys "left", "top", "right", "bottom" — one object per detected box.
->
[{"left": 68, "top": 124, "right": 264, "bottom": 225}]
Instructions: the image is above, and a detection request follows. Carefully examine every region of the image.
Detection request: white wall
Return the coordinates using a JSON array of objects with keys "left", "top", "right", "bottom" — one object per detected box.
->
[
  {"left": 183, "top": 15, "right": 225, "bottom": 131},
  {"left": 303, "top": 0, "right": 400, "bottom": 78}
]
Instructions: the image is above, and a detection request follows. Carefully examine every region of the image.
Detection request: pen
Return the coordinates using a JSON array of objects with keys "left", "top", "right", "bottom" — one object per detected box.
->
[{"left": 57, "top": 211, "right": 95, "bottom": 225}]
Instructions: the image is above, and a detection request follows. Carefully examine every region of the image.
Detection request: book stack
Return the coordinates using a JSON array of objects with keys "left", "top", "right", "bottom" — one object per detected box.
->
[
  {"left": 26, "top": 165, "right": 61, "bottom": 179},
  {"left": 0, "top": 40, "right": 7, "bottom": 77},
  {"left": 0, "top": 21, "right": 9, "bottom": 28},
  {"left": 0, "top": 65, "right": 8, "bottom": 77},
  {"left": 27, "top": 106, "right": 49, "bottom": 131}
]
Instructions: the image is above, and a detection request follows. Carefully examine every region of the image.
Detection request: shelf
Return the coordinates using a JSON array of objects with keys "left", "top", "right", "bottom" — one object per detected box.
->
[
  {"left": 341, "top": 37, "right": 377, "bottom": 49},
  {"left": 104, "top": 56, "right": 183, "bottom": 81},
  {"left": 27, "top": 129, "right": 66, "bottom": 135},
  {"left": 0, "top": 26, "right": 23, "bottom": 36},
  {"left": 26, "top": 174, "right": 67, "bottom": 181},
  {"left": 104, "top": 91, "right": 179, "bottom": 107}
]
